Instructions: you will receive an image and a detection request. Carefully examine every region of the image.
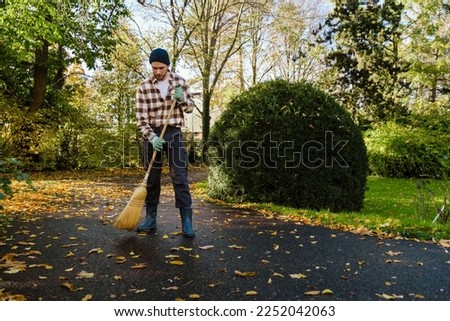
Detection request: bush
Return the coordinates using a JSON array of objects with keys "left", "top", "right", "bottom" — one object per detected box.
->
[
  {"left": 365, "top": 121, "right": 450, "bottom": 178},
  {"left": 0, "top": 158, "right": 32, "bottom": 211},
  {"left": 208, "top": 80, "right": 368, "bottom": 212}
]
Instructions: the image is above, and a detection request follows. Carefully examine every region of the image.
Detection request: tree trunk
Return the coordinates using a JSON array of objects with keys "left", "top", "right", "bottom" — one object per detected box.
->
[
  {"left": 202, "top": 87, "right": 211, "bottom": 144},
  {"left": 30, "top": 40, "right": 49, "bottom": 112}
]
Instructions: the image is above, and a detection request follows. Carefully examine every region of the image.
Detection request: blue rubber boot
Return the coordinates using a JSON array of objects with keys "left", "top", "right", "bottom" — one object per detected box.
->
[
  {"left": 179, "top": 207, "right": 195, "bottom": 238},
  {"left": 136, "top": 206, "right": 157, "bottom": 233}
]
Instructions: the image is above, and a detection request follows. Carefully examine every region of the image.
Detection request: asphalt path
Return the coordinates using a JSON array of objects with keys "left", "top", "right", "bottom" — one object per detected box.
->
[{"left": 1, "top": 173, "right": 449, "bottom": 301}]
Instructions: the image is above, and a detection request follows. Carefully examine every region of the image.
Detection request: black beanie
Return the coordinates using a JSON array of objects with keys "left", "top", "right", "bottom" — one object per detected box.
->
[{"left": 149, "top": 48, "right": 170, "bottom": 65}]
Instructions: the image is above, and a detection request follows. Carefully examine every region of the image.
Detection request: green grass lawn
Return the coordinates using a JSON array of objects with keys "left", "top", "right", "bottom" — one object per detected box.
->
[{"left": 193, "top": 177, "right": 450, "bottom": 241}]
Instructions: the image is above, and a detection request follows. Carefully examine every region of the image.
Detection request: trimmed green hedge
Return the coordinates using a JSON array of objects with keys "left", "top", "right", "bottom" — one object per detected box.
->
[
  {"left": 208, "top": 80, "right": 368, "bottom": 212},
  {"left": 365, "top": 120, "right": 450, "bottom": 178}
]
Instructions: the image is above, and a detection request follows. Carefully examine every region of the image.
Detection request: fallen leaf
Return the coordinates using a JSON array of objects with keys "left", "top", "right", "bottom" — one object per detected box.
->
[
  {"left": 199, "top": 245, "right": 214, "bottom": 250},
  {"left": 189, "top": 293, "right": 201, "bottom": 299},
  {"left": 88, "top": 248, "right": 103, "bottom": 254},
  {"left": 131, "top": 263, "right": 147, "bottom": 269},
  {"left": 245, "top": 291, "right": 258, "bottom": 296},
  {"left": 304, "top": 290, "right": 321, "bottom": 296},
  {"left": 169, "top": 260, "right": 185, "bottom": 266},
  {"left": 272, "top": 272, "right": 285, "bottom": 278},
  {"left": 438, "top": 239, "right": 450, "bottom": 248},
  {"left": 322, "top": 289, "right": 334, "bottom": 295},
  {"left": 376, "top": 293, "right": 402, "bottom": 300},
  {"left": 115, "top": 256, "right": 127, "bottom": 264},
  {"left": 113, "top": 275, "right": 122, "bottom": 281},
  {"left": 234, "top": 270, "right": 256, "bottom": 277},
  {"left": 385, "top": 251, "right": 402, "bottom": 256},
  {"left": 77, "top": 226, "right": 88, "bottom": 231},
  {"left": 290, "top": 273, "right": 307, "bottom": 279},
  {"left": 82, "top": 294, "right": 92, "bottom": 301},
  {"left": 77, "top": 271, "right": 94, "bottom": 278},
  {"left": 61, "top": 282, "right": 83, "bottom": 292},
  {"left": 65, "top": 267, "right": 74, "bottom": 272},
  {"left": 228, "top": 244, "right": 244, "bottom": 249},
  {"left": 65, "top": 252, "right": 75, "bottom": 258},
  {"left": 162, "top": 286, "right": 180, "bottom": 290}
]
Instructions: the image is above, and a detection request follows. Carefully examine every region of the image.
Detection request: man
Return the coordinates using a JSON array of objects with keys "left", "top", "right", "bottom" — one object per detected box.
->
[{"left": 135, "top": 48, "right": 195, "bottom": 237}]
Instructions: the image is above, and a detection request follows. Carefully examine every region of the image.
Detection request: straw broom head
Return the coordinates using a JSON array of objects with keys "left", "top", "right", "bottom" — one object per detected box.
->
[{"left": 114, "top": 184, "right": 147, "bottom": 230}]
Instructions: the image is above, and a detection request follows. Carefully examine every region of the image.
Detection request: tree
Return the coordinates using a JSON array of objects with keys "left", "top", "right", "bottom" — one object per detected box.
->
[
  {"left": 0, "top": 0, "right": 129, "bottom": 111},
  {"left": 316, "top": 0, "right": 408, "bottom": 123},
  {"left": 403, "top": 0, "right": 450, "bottom": 113},
  {"left": 0, "top": 0, "right": 129, "bottom": 167}
]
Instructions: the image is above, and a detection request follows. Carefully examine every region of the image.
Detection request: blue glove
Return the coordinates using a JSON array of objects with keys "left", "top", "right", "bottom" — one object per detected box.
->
[
  {"left": 150, "top": 136, "right": 164, "bottom": 152},
  {"left": 174, "top": 85, "right": 184, "bottom": 102}
]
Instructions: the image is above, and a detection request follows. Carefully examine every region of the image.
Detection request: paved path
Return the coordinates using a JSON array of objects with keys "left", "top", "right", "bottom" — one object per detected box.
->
[{"left": 1, "top": 171, "right": 449, "bottom": 301}]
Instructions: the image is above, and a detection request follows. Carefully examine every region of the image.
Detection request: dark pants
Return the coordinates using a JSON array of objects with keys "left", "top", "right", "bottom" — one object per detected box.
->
[{"left": 144, "top": 127, "right": 192, "bottom": 209}]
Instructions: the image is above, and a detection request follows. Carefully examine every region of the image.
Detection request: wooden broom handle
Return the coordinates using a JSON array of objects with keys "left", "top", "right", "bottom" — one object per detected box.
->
[{"left": 142, "top": 99, "right": 178, "bottom": 184}]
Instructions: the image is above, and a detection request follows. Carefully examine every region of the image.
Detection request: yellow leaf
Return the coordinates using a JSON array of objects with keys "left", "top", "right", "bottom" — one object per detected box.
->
[
  {"left": 61, "top": 283, "right": 84, "bottom": 292},
  {"left": 234, "top": 270, "right": 256, "bottom": 277},
  {"left": 88, "top": 248, "right": 103, "bottom": 254},
  {"left": 38, "top": 276, "right": 48, "bottom": 280},
  {"left": 289, "top": 273, "right": 307, "bottom": 279},
  {"left": 82, "top": 294, "right": 92, "bottom": 301},
  {"left": 376, "top": 293, "right": 399, "bottom": 300},
  {"left": 77, "top": 226, "right": 88, "bottom": 231},
  {"left": 272, "top": 272, "right": 284, "bottom": 278},
  {"left": 199, "top": 245, "right": 214, "bottom": 250},
  {"left": 189, "top": 293, "right": 201, "bottom": 299},
  {"left": 245, "top": 291, "right": 258, "bottom": 296},
  {"left": 135, "top": 289, "right": 146, "bottom": 294},
  {"left": 162, "top": 234, "right": 169, "bottom": 239},
  {"left": 113, "top": 275, "right": 122, "bottom": 281},
  {"left": 228, "top": 244, "right": 244, "bottom": 249},
  {"left": 115, "top": 256, "right": 127, "bottom": 264},
  {"left": 261, "top": 259, "right": 270, "bottom": 264},
  {"left": 169, "top": 260, "right": 185, "bottom": 266},
  {"left": 77, "top": 271, "right": 94, "bottom": 278},
  {"left": 65, "top": 267, "right": 74, "bottom": 272},
  {"left": 267, "top": 278, "right": 272, "bottom": 284},
  {"left": 131, "top": 263, "right": 147, "bottom": 269},
  {"left": 165, "top": 254, "right": 180, "bottom": 259},
  {"left": 163, "top": 286, "right": 180, "bottom": 290},
  {"left": 438, "top": 239, "right": 450, "bottom": 248},
  {"left": 322, "top": 289, "right": 334, "bottom": 295},
  {"left": 304, "top": 290, "right": 321, "bottom": 296},
  {"left": 65, "top": 251, "right": 75, "bottom": 258},
  {"left": 385, "top": 251, "right": 402, "bottom": 256},
  {"left": 273, "top": 244, "right": 279, "bottom": 250}
]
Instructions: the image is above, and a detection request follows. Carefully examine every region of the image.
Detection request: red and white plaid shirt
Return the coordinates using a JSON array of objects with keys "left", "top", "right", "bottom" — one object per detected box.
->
[{"left": 136, "top": 71, "right": 194, "bottom": 140}]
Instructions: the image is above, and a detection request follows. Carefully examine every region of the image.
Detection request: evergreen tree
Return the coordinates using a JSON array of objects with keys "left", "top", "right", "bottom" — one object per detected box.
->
[{"left": 316, "top": 0, "right": 408, "bottom": 124}]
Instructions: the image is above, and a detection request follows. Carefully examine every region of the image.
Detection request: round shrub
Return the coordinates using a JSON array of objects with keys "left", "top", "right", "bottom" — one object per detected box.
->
[
  {"left": 207, "top": 80, "right": 368, "bottom": 212},
  {"left": 365, "top": 121, "right": 450, "bottom": 178}
]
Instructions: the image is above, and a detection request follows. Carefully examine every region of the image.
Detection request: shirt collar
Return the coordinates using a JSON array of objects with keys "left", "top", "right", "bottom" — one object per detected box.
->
[{"left": 150, "top": 71, "right": 173, "bottom": 85}]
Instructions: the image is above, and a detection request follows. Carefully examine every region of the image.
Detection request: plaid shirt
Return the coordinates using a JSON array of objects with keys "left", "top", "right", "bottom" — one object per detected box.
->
[{"left": 136, "top": 72, "right": 194, "bottom": 140}]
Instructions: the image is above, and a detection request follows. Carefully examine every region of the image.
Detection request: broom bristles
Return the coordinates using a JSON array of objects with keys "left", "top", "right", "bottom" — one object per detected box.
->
[{"left": 114, "top": 185, "right": 147, "bottom": 230}]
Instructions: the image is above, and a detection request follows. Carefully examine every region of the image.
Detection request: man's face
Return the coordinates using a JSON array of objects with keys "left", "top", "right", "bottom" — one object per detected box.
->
[{"left": 151, "top": 61, "right": 169, "bottom": 80}]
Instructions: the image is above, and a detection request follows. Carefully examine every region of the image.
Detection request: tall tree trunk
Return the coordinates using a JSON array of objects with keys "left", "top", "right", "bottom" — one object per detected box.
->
[
  {"left": 202, "top": 86, "right": 211, "bottom": 144},
  {"left": 30, "top": 40, "right": 49, "bottom": 112}
]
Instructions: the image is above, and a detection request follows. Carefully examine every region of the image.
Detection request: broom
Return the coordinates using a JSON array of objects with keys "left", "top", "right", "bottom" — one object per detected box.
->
[{"left": 114, "top": 99, "right": 177, "bottom": 230}]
